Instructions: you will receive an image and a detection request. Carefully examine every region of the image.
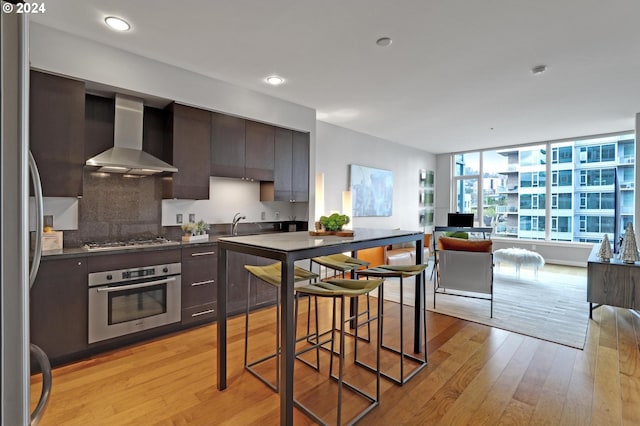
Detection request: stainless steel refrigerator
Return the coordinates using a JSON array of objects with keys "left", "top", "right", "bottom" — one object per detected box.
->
[{"left": 1, "top": 3, "right": 51, "bottom": 424}]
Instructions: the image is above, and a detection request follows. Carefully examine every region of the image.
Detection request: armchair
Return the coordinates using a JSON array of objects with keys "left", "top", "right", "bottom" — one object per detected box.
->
[{"left": 434, "top": 236, "right": 494, "bottom": 317}]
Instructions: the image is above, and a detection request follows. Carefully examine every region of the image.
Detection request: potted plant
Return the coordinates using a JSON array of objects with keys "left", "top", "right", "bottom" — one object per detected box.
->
[
  {"left": 181, "top": 220, "right": 209, "bottom": 242},
  {"left": 318, "top": 213, "right": 350, "bottom": 233}
]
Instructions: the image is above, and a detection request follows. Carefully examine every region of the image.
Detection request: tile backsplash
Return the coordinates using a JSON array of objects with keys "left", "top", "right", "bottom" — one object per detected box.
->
[
  {"left": 63, "top": 171, "right": 162, "bottom": 246},
  {"left": 55, "top": 173, "right": 309, "bottom": 248}
]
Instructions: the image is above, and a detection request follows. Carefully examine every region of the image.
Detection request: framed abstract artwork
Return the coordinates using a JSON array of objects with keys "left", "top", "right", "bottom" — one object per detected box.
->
[{"left": 349, "top": 164, "right": 393, "bottom": 217}]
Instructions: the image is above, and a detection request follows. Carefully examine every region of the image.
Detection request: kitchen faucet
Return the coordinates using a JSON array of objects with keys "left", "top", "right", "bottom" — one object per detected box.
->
[{"left": 232, "top": 212, "right": 246, "bottom": 236}]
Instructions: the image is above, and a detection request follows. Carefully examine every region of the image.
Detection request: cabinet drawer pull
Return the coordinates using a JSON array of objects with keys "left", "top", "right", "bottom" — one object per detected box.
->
[
  {"left": 191, "top": 279, "right": 215, "bottom": 287},
  {"left": 191, "top": 251, "right": 215, "bottom": 257},
  {"left": 192, "top": 309, "right": 215, "bottom": 317}
]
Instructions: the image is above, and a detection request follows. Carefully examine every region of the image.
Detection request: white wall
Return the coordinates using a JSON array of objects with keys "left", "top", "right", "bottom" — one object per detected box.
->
[
  {"left": 315, "top": 122, "right": 435, "bottom": 231},
  {"left": 435, "top": 154, "right": 452, "bottom": 226},
  {"left": 161, "top": 177, "right": 298, "bottom": 226}
]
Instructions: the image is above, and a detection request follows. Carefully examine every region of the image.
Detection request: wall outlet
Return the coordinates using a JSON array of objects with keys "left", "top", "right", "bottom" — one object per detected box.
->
[
  {"left": 261, "top": 211, "right": 266, "bottom": 220},
  {"left": 176, "top": 213, "right": 183, "bottom": 224},
  {"left": 189, "top": 213, "right": 196, "bottom": 223}
]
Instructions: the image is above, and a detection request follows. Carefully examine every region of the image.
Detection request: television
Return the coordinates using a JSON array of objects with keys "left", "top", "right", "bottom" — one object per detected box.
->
[{"left": 447, "top": 213, "right": 474, "bottom": 227}]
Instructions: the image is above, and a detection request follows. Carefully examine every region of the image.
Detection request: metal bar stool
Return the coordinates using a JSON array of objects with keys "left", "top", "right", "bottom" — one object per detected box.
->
[
  {"left": 244, "top": 262, "right": 320, "bottom": 392},
  {"left": 355, "top": 264, "right": 428, "bottom": 385},
  {"left": 311, "top": 254, "right": 372, "bottom": 341},
  {"left": 294, "top": 277, "right": 384, "bottom": 426}
]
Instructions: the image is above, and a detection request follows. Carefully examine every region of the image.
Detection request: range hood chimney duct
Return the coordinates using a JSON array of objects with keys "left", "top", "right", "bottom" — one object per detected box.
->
[{"left": 85, "top": 94, "right": 177, "bottom": 175}]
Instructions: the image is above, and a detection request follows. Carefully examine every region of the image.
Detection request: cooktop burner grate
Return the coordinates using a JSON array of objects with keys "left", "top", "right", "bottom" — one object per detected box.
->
[{"left": 82, "top": 237, "right": 179, "bottom": 251}]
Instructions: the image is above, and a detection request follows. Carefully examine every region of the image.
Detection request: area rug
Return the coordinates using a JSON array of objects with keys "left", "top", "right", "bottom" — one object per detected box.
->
[{"left": 377, "top": 264, "right": 589, "bottom": 349}]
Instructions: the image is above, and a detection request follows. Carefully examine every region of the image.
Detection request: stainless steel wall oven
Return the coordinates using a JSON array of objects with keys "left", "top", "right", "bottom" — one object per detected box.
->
[{"left": 88, "top": 262, "right": 181, "bottom": 343}]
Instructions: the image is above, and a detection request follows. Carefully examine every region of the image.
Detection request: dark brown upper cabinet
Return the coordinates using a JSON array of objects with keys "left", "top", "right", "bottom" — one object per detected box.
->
[
  {"left": 30, "top": 70, "right": 85, "bottom": 197},
  {"left": 85, "top": 94, "right": 114, "bottom": 161},
  {"left": 163, "top": 103, "right": 211, "bottom": 200},
  {"left": 244, "top": 120, "right": 275, "bottom": 181},
  {"left": 211, "top": 112, "right": 245, "bottom": 178},
  {"left": 260, "top": 128, "right": 309, "bottom": 202},
  {"left": 211, "top": 113, "right": 275, "bottom": 181},
  {"left": 291, "top": 131, "right": 310, "bottom": 202}
]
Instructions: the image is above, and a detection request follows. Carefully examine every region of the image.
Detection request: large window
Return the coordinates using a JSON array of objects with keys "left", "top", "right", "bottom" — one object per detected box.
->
[{"left": 452, "top": 133, "right": 635, "bottom": 243}]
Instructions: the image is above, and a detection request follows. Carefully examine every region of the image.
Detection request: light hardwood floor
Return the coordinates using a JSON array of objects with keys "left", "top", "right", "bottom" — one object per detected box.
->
[{"left": 31, "top": 295, "right": 640, "bottom": 425}]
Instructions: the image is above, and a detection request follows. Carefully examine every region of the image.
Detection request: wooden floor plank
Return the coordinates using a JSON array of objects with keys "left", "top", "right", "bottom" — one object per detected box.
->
[
  {"left": 437, "top": 333, "right": 525, "bottom": 425},
  {"left": 512, "top": 340, "right": 558, "bottom": 407},
  {"left": 530, "top": 344, "right": 577, "bottom": 424},
  {"left": 29, "top": 297, "right": 640, "bottom": 426},
  {"left": 467, "top": 336, "right": 540, "bottom": 425},
  {"left": 592, "top": 306, "right": 622, "bottom": 425},
  {"left": 617, "top": 309, "right": 640, "bottom": 425}
]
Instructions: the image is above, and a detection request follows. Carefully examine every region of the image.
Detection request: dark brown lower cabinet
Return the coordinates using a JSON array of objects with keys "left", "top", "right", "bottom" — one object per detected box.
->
[
  {"left": 181, "top": 245, "right": 218, "bottom": 324},
  {"left": 30, "top": 257, "right": 88, "bottom": 364},
  {"left": 227, "top": 252, "right": 276, "bottom": 316}
]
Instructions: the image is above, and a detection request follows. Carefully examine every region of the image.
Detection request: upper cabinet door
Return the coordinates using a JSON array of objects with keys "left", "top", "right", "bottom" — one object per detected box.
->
[
  {"left": 291, "top": 131, "right": 310, "bottom": 202},
  {"left": 211, "top": 112, "right": 245, "bottom": 178},
  {"left": 164, "top": 103, "right": 211, "bottom": 200},
  {"left": 261, "top": 128, "right": 309, "bottom": 202},
  {"left": 245, "top": 120, "right": 275, "bottom": 181},
  {"left": 30, "top": 70, "right": 85, "bottom": 197},
  {"left": 273, "top": 127, "right": 293, "bottom": 201},
  {"left": 85, "top": 94, "right": 114, "bottom": 161}
]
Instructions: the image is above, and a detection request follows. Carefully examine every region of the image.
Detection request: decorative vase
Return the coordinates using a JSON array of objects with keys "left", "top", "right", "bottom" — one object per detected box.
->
[
  {"left": 620, "top": 223, "right": 639, "bottom": 263},
  {"left": 598, "top": 234, "right": 612, "bottom": 262}
]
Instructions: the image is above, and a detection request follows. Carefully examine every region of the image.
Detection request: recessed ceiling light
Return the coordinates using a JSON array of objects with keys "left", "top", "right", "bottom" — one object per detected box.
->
[
  {"left": 265, "top": 75, "right": 284, "bottom": 86},
  {"left": 531, "top": 64, "right": 547, "bottom": 75},
  {"left": 376, "top": 37, "right": 392, "bottom": 47},
  {"left": 105, "top": 16, "right": 130, "bottom": 32}
]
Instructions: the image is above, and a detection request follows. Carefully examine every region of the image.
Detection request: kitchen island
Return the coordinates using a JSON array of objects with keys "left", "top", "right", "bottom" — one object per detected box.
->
[{"left": 217, "top": 228, "right": 426, "bottom": 425}]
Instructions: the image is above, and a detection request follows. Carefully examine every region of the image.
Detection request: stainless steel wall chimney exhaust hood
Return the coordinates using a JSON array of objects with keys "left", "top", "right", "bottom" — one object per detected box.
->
[{"left": 85, "top": 94, "right": 178, "bottom": 175}]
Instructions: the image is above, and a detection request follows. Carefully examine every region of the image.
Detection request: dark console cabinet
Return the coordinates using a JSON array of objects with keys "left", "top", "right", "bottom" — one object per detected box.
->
[{"left": 587, "top": 246, "right": 640, "bottom": 318}]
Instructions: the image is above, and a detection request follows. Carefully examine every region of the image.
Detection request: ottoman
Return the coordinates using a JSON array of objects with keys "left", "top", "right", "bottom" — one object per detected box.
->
[{"left": 493, "top": 248, "right": 545, "bottom": 279}]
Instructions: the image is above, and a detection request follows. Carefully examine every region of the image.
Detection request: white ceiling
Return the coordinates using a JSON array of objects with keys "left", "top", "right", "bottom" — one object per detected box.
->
[{"left": 31, "top": 0, "right": 640, "bottom": 154}]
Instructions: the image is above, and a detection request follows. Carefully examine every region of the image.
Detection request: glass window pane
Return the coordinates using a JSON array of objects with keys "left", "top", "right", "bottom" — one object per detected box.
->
[
  {"left": 520, "top": 195, "right": 531, "bottom": 209},
  {"left": 586, "top": 216, "right": 600, "bottom": 232},
  {"left": 602, "top": 144, "right": 615, "bottom": 161},
  {"left": 559, "top": 170, "right": 572, "bottom": 186},
  {"left": 454, "top": 177, "right": 477, "bottom": 223},
  {"left": 520, "top": 172, "right": 532, "bottom": 188},
  {"left": 587, "top": 146, "right": 600, "bottom": 163},
  {"left": 587, "top": 170, "right": 599, "bottom": 185},
  {"left": 482, "top": 151, "right": 509, "bottom": 227},
  {"left": 601, "top": 193, "right": 615, "bottom": 209},
  {"left": 558, "top": 193, "right": 572, "bottom": 209},
  {"left": 520, "top": 148, "right": 546, "bottom": 166},
  {"left": 601, "top": 169, "right": 615, "bottom": 185},
  {"left": 559, "top": 146, "right": 572, "bottom": 163},
  {"left": 454, "top": 152, "right": 479, "bottom": 176},
  {"left": 601, "top": 216, "right": 615, "bottom": 233},
  {"left": 587, "top": 193, "right": 600, "bottom": 209}
]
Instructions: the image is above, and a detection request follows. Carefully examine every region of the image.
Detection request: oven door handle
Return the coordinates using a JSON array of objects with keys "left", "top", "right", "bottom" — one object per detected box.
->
[{"left": 95, "top": 277, "right": 177, "bottom": 293}]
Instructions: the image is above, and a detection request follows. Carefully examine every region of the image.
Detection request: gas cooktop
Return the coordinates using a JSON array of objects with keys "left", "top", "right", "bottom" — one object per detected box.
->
[{"left": 82, "top": 237, "right": 180, "bottom": 251}]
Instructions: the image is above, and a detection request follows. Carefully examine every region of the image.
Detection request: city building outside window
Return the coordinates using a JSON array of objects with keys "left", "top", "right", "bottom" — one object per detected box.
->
[{"left": 452, "top": 133, "right": 635, "bottom": 244}]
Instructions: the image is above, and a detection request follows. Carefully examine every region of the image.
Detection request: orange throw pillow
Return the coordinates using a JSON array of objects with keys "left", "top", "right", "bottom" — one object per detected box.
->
[{"left": 438, "top": 236, "right": 492, "bottom": 253}]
